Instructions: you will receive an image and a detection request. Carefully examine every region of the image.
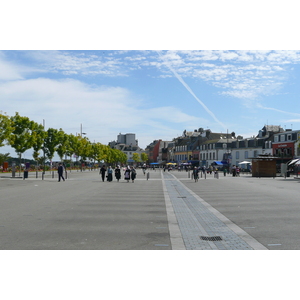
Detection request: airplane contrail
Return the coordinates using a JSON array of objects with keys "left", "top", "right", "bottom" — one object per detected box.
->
[
  {"left": 157, "top": 51, "right": 227, "bottom": 131},
  {"left": 257, "top": 104, "right": 300, "bottom": 116}
]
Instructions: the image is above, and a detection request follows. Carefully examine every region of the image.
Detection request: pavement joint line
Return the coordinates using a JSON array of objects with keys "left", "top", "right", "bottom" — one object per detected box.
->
[
  {"left": 161, "top": 171, "right": 186, "bottom": 250},
  {"left": 168, "top": 172, "right": 268, "bottom": 250}
]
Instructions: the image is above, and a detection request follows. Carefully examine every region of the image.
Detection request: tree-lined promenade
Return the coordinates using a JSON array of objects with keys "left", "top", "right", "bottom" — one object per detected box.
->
[{"left": 0, "top": 111, "right": 147, "bottom": 170}]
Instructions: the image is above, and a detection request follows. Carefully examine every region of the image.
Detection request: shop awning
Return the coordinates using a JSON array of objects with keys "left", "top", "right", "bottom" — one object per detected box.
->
[
  {"left": 214, "top": 161, "right": 227, "bottom": 165},
  {"left": 288, "top": 159, "right": 300, "bottom": 165},
  {"left": 238, "top": 161, "right": 251, "bottom": 165}
]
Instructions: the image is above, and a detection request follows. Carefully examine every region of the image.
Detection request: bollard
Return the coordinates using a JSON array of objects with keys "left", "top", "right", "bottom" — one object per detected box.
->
[
  {"left": 23, "top": 170, "right": 28, "bottom": 180},
  {"left": 147, "top": 172, "right": 150, "bottom": 180}
]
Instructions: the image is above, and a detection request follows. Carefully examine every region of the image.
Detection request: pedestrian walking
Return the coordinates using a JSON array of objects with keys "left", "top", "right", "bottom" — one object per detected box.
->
[
  {"left": 115, "top": 165, "right": 121, "bottom": 182},
  {"left": 131, "top": 166, "right": 136, "bottom": 183},
  {"left": 58, "top": 163, "right": 65, "bottom": 182},
  {"left": 232, "top": 165, "right": 237, "bottom": 177},
  {"left": 142, "top": 163, "right": 146, "bottom": 175},
  {"left": 193, "top": 167, "right": 199, "bottom": 182},
  {"left": 107, "top": 166, "right": 113, "bottom": 182},
  {"left": 100, "top": 165, "right": 106, "bottom": 182},
  {"left": 124, "top": 166, "right": 131, "bottom": 182}
]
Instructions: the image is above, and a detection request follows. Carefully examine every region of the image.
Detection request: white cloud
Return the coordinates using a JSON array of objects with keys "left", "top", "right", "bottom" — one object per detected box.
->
[
  {"left": 153, "top": 50, "right": 298, "bottom": 103},
  {"left": 24, "top": 50, "right": 128, "bottom": 77},
  {"left": 0, "top": 55, "right": 23, "bottom": 80},
  {"left": 0, "top": 77, "right": 203, "bottom": 150},
  {"left": 284, "top": 119, "right": 300, "bottom": 123}
]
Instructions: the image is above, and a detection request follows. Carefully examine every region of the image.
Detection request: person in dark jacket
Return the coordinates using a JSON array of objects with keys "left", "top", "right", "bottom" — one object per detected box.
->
[
  {"left": 192, "top": 167, "right": 199, "bottom": 182},
  {"left": 100, "top": 165, "right": 106, "bottom": 182},
  {"left": 130, "top": 166, "right": 136, "bottom": 183},
  {"left": 107, "top": 166, "right": 113, "bottom": 182},
  {"left": 115, "top": 165, "right": 121, "bottom": 182},
  {"left": 58, "top": 163, "right": 65, "bottom": 182}
]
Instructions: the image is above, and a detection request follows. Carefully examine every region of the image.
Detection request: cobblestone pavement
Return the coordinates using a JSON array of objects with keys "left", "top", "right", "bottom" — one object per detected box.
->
[{"left": 162, "top": 171, "right": 267, "bottom": 250}]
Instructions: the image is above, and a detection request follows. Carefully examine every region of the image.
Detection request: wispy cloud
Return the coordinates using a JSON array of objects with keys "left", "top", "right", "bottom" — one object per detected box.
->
[
  {"left": 22, "top": 50, "right": 129, "bottom": 77},
  {"left": 151, "top": 50, "right": 300, "bottom": 102}
]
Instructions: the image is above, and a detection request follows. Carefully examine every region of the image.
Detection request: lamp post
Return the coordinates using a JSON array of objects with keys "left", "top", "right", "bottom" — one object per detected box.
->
[
  {"left": 80, "top": 123, "right": 86, "bottom": 137},
  {"left": 79, "top": 124, "right": 87, "bottom": 172},
  {"left": 42, "top": 119, "right": 46, "bottom": 180}
]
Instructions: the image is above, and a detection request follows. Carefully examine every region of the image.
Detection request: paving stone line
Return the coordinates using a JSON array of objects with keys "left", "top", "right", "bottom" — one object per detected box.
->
[{"left": 163, "top": 172, "right": 267, "bottom": 250}]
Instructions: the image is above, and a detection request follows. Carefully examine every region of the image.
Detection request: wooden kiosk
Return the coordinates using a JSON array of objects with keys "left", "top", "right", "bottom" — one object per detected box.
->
[{"left": 251, "top": 154, "right": 277, "bottom": 177}]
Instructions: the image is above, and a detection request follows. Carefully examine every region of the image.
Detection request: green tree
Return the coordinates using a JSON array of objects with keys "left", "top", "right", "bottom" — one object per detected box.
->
[
  {"left": 0, "top": 112, "right": 13, "bottom": 147},
  {"left": 77, "top": 136, "right": 92, "bottom": 170},
  {"left": 32, "top": 123, "right": 47, "bottom": 167},
  {"left": 141, "top": 152, "right": 148, "bottom": 163},
  {"left": 44, "top": 128, "right": 60, "bottom": 162},
  {"left": 116, "top": 149, "right": 127, "bottom": 165},
  {"left": 132, "top": 152, "right": 141, "bottom": 164},
  {"left": 103, "top": 146, "right": 114, "bottom": 165},
  {"left": 56, "top": 129, "right": 69, "bottom": 162},
  {"left": 66, "top": 133, "right": 80, "bottom": 166},
  {"left": 9, "top": 112, "right": 39, "bottom": 174},
  {"left": 90, "top": 142, "right": 105, "bottom": 166}
]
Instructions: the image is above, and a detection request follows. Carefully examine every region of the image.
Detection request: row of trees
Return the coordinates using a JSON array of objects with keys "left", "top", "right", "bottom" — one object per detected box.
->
[{"left": 0, "top": 111, "right": 147, "bottom": 168}]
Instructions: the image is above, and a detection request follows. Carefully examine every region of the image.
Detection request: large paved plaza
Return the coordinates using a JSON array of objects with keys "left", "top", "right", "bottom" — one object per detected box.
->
[{"left": 0, "top": 168, "right": 299, "bottom": 250}]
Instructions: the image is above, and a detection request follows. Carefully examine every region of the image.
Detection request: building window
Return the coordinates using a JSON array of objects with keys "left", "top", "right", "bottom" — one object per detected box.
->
[
  {"left": 280, "top": 135, "right": 285, "bottom": 142},
  {"left": 245, "top": 151, "right": 248, "bottom": 159},
  {"left": 287, "top": 134, "right": 292, "bottom": 141},
  {"left": 236, "top": 151, "right": 239, "bottom": 159},
  {"left": 274, "top": 136, "right": 278, "bottom": 142}
]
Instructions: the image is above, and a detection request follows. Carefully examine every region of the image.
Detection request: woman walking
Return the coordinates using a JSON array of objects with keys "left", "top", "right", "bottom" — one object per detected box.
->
[
  {"left": 124, "top": 166, "right": 131, "bottom": 183},
  {"left": 131, "top": 166, "right": 136, "bottom": 183},
  {"left": 115, "top": 165, "right": 121, "bottom": 182},
  {"left": 107, "top": 166, "right": 113, "bottom": 182}
]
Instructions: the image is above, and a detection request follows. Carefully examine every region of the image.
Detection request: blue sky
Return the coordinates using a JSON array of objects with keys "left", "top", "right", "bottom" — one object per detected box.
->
[
  {"left": 1, "top": 49, "right": 300, "bottom": 159},
  {"left": 1, "top": 1, "right": 300, "bottom": 160}
]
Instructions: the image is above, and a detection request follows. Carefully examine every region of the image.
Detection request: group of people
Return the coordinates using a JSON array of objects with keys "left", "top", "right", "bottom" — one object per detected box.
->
[
  {"left": 231, "top": 165, "right": 240, "bottom": 177},
  {"left": 99, "top": 165, "right": 137, "bottom": 182}
]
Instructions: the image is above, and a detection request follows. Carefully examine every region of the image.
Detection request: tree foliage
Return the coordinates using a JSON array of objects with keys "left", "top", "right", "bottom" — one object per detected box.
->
[
  {"left": 141, "top": 152, "right": 148, "bottom": 163},
  {"left": 44, "top": 128, "right": 60, "bottom": 161},
  {"left": 9, "top": 112, "right": 39, "bottom": 159},
  {"left": 2, "top": 112, "right": 146, "bottom": 167},
  {"left": 132, "top": 152, "right": 141, "bottom": 163},
  {"left": 0, "top": 112, "right": 13, "bottom": 147},
  {"left": 32, "top": 123, "right": 47, "bottom": 162}
]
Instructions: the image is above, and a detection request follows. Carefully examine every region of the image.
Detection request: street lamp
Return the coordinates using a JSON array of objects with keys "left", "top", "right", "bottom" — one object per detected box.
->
[{"left": 80, "top": 123, "right": 86, "bottom": 137}]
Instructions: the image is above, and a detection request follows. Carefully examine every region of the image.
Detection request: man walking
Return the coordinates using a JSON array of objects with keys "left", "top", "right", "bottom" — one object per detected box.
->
[
  {"left": 100, "top": 165, "right": 106, "bottom": 182},
  {"left": 58, "top": 163, "right": 65, "bottom": 182}
]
